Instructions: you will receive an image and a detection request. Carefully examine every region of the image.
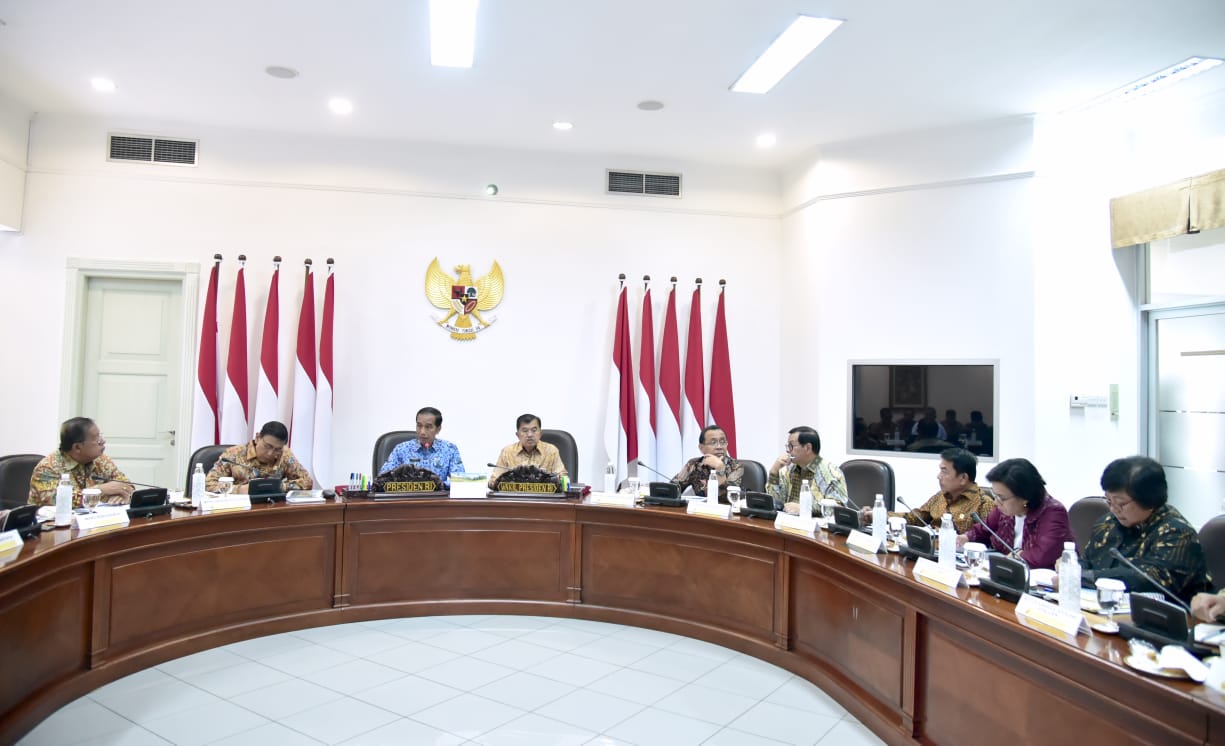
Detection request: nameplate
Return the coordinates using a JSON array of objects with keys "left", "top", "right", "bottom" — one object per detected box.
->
[
  {"left": 381, "top": 481, "right": 440, "bottom": 493},
  {"left": 0, "top": 530, "right": 22, "bottom": 553},
  {"left": 686, "top": 501, "right": 732, "bottom": 519},
  {"left": 73, "top": 511, "right": 130, "bottom": 531},
  {"left": 588, "top": 493, "right": 637, "bottom": 507},
  {"left": 913, "top": 557, "right": 965, "bottom": 591},
  {"left": 1015, "top": 593, "right": 1089, "bottom": 637},
  {"left": 201, "top": 495, "right": 252, "bottom": 513},
  {"left": 774, "top": 513, "right": 817, "bottom": 537},
  {"left": 497, "top": 482, "right": 559, "bottom": 494},
  {"left": 846, "top": 529, "right": 884, "bottom": 554}
]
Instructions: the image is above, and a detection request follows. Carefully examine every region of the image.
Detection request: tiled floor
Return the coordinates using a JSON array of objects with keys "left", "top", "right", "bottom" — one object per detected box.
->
[{"left": 19, "top": 615, "right": 886, "bottom": 746}]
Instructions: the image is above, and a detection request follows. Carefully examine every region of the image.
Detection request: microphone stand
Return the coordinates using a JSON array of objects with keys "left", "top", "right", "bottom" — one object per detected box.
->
[
  {"left": 970, "top": 511, "right": 1025, "bottom": 561},
  {"left": 895, "top": 496, "right": 932, "bottom": 530},
  {"left": 1107, "top": 548, "right": 1194, "bottom": 615}
]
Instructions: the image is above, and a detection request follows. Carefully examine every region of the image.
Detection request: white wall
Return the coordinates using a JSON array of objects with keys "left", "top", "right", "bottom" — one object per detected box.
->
[
  {"left": 0, "top": 91, "right": 30, "bottom": 230},
  {"left": 0, "top": 114, "right": 783, "bottom": 486}
]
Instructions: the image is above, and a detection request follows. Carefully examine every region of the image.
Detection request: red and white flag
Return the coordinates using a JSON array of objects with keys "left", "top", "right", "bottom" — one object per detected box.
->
[
  {"left": 251, "top": 259, "right": 281, "bottom": 430},
  {"left": 635, "top": 281, "right": 657, "bottom": 476},
  {"left": 220, "top": 258, "right": 250, "bottom": 444},
  {"left": 604, "top": 281, "right": 637, "bottom": 484},
  {"left": 290, "top": 261, "right": 316, "bottom": 482},
  {"left": 709, "top": 283, "right": 737, "bottom": 458},
  {"left": 681, "top": 282, "right": 705, "bottom": 456},
  {"left": 190, "top": 256, "right": 221, "bottom": 451},
  {"left": 656, "top": 281, "right": 683, "bottom": 476},
  {"left": 312, "top": 261, "right": 335, "bottom": 488}
]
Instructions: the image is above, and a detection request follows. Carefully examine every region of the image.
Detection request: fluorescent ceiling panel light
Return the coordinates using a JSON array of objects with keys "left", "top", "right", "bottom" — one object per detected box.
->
[
  {"left": 756, "top": 133, "right": 777, "bottom": 148},
  {"left": 552, "top": 121, "right": 573, "bottom": 131},
  {"left": 91, "top": 77, "right": 116, "bottom": 93},
  {"left": 731, "top": 15, "right": 842, "bottom": 94},
  {"left": 328, "top": 97, "right": 353, "bottom": 115},
  {"left": 431, "top": 0, "right": 479, "bottom": 68},
  {"left": 1074, "top": 56, "right": 1223, "bottom": 110}
]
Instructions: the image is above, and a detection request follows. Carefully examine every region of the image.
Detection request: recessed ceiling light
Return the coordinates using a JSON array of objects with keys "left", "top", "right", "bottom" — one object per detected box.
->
[
  {"left": 756, "top": 133, "right": 777, "bottom": 148},
  {"left": 731, "top": 15, "right": 843, "bottom": 94},
  {"left": 90, "top": 77, "right": 116, "bottom": 93},
  {"left": 1073, "top": 56, "right": 1224, "bottom": 111},
  {"left": 484, "top": 184, "right": 498, "bottom": 196},
  {"left": 430, "top": 0, "right": 479, "bottom": 68},
  {"left": 637, "top": 100, "right": 664, "bottom": 111},
  {"left": 552, "top": 121, "right": 573, "bottom": 131},
  {"left": 328, "top": 98, "right": 353, "bottom": 115},
  {"left": 265, "top": 65, "right": 300, "bottom": 80}
]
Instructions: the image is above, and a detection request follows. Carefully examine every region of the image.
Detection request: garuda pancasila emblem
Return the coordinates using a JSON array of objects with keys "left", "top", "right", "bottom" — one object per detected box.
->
[{"left": 424, "top": 258, "right": 505, "bottom": 340}]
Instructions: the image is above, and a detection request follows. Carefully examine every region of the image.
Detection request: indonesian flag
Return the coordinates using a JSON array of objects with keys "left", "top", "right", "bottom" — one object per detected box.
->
[
  {"left": 656, "top": 283, "right": 683, "bottom": 477},
  {"left": 709, "top": 285, "right": 738, "bottom": 457},
  {"left": 290, "top": 263, "right": 316, "bottom": 482},
  {"left": 220, "top": 261, "right": 250, "bottom": 444},
  {"left": 604, "top": 283, "right": 637, "bottom": 484},
  {"left": 252, "top": 261, "right": 280, "bottom": 430},
  {"left": 190, "top": 257, "right": 221, "bottom": 451},
  {"left": 312, "top": 263, "right": 335, "bottom": 488},
  {"left": 635, "top": 283, "right": 657, "bottom": 476},
  {"left": 681, "top": 283, "right": 705, "bottom": 456}
]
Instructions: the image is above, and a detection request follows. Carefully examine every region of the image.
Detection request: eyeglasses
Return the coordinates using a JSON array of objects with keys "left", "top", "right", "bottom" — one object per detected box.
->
[
  {"left": 992, "top": 493, "right": 1015, "bottom": 503},
  {"left": 1106, "top": 496, "right": 1134, "bottom": 510},
  {"left": 784, "top": 442, "right": 798, "bottom": 451},
  {"left": 518, "top": 427, "right": 540, "bottom": 436},
  {"left": 705, "top": 439, "right": 728, "bottom": 447}
]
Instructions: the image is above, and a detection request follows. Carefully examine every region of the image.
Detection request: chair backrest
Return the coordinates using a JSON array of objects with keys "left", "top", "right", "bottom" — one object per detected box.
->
[
  {"left": 0, "top": 454, "right": 43, "bottom": 509},
  {"left": 1068, "top": 496, "right": 1110, "bottom": 555},
  {"left": 1200, "top": 515, "right": 1225, "bottom": 592},
  {"left": 839, "top": 458, "right": 896, "bottom": 511},
  {"left": 740, "top": 460, "right": 767, "bottom": 493},
  {"left": 540, "top": 429, "right": 578, "bottom": 478},
  {"left": 372, "top": 431, "right": 417, "bottom": 476},
  {"left": 185, "top": 444, "right": 233, "bottom": 493}
]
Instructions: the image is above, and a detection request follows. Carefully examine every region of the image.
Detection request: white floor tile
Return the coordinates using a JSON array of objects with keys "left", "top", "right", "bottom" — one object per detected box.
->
[
  {"left": 693, "top": 657, "right": 791, "bottom": 699},
  {"left": 472, "top": 713, "right": 596, "bottom": 746},
  {"left": 208, "top": 721, "right": 325, "bottom": 745},
  {"left": 583, "top": 737, "right": 639, "bottom": 746},
  {"left": 290, "top": 623, "right": 367, "bottom": 645},
  {"left": 607, "top": 626, "right": 685, "bottom": 648},
  {"left": 300, "top": 658, "right": 406, "bottom": 695},
  {"left": 473, "top": 671, "right": 574, "bottom": 711},
  {"left": 379, "top": 616, "right": 462, "bottom": 639},
  {"left": 221, "top": 632, "right": 315, "bottom": 661},
  {"left": 232, "top": 677, "right": 345, "bottom": 721},
  {"left": 88, "top": 668, "right": 175, "bottom": 702},
  {"left": 178, "top": 659, "right": 291, "bottom": 698},
  {"left": 516, "top": 626, "right": 606, "bottom": 652},
  {"left": 141, "top": 700, "right": 269, "bottom": 746},
  {"left": 338, "top": 717, "right": 467, "bottom": 745},
  {"left": 315, "top": 629, "right": 414, "bottom": 658},
  {"left": 702, "top": 728, "right": 790, "bottom": 745},
  {"left": 96, "top": 679, "right": 223, "bottom": 725},
  {"left": 156, "top": 648, "right": 249, "bottom": 679},
  {"left": 377, "top": 641, "right": 462, "bottom": 674},
  {"left": 545, "top": 618, "right": 625, "bottom": 636},
  {"left": 416, "top": 655, "right": 516, "bottom": 690},
  {"left": 526, "top": 652, "right": 620, "bottom": 687},
  {"left": 728, "top": 701, "right": 841, "bottom": 746},
  {"left": 278, "top": 696, "right": 401, "bottom": 745},
  {"left": 534, "top": 689, "right": 645, "bottom": 733},
  {"left": 568, "top": 636, "right": 658, "bottom": 666},
  {"left": 18, "top": 700, "right": 135, "bottom": 746},
  {"left": 652, "top": 682, "right": 758, "bottom": 726},
  {"left": 664, "top": 637, "right": 739, "bottom": 663},
  {"left": 260, "top": 643, "right": 358, "bottom": 677},
  {"left": 603, "top": 707, "right": 720, "bottom": 746},
  {"left": 426, "top": 628, "right": 510, "bottom": 655},
  {"left": 626, "top": 648, "right": 723, "bottom": 683},
  {"left": 815, "top": 719, "right": 885, "bottom": 746},
  {"left": 410, "top": 693, "right": 527, "bottom": 739},
  {"left": 463, "top": 614, "right": 558, "bottom": 636},
  {"left": 469, "top": 639, "right": 563, "bottom": 670},
  {"left": 764, "top": 678, "right": 846, "bottom": 719},
  {"left": 74, "top": 725, "right": 174, "bottom": 746},
  {"left": 584, "top": 668, "right": 685, "bottom": 706},
  {"left": 356, "top": 674, "right": 464, "bottom": 717}
]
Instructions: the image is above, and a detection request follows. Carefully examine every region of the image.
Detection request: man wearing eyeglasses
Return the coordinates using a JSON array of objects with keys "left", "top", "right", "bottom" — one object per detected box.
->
[
  {"left": 670, "top": 425, "right": 743, "bottom": 501},
  {"left": 29, "top": 417, "right": 134, "bottom": 507},
  {"left": 488, "top": 414, "right": 568, "bottom": 487},
  {"left": 206, "top": 421, "right": 313, "bottom": 493},
  {"left": 768, "top": 426, "right": 848, "bottom": 515}
]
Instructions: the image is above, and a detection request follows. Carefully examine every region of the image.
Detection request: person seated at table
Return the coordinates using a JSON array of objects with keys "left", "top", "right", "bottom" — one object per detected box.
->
[
  {"left": 29, "top": 417, "right": 134, "bottom": 507},
  {"left": 206, "top": 421, "right": 313, "bottom": 494},
  {"left": 670, "top": 425, "right": 743, "bottom": 502},
  {"left": 905, "top": 419, "right": 955, "bottom": 453},
  {"left": 941, "top": 409, "right": 963, "bottom": 442},
  {"left": 377, "top": 406, "right": 465, "bottom": 486},
  {"left": 910, "top": 407, "right": 948, "bottom": 442},
  {"left": 767, "top": 426, "right": 848, "bottom": 515},
  {"left": 867, "top": 407, "right": 895, "bottom": 440},
  {"left": 864, "top": 448, "right": 992, "bottom": 534},
  {"left": 1081, "top": 455, "right": 1209, "bottom": 602},
  {"left": 957, "top": 458, "right": 1074, "bottom": 570},
  {"left": 489, "top": 414, "right": 568, "bottom": 487}
]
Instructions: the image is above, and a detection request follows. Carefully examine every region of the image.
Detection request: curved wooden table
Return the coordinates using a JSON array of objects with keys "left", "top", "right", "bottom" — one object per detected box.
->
[{"left": 2, "top": 498, "right": 1223, "bottom": 744}]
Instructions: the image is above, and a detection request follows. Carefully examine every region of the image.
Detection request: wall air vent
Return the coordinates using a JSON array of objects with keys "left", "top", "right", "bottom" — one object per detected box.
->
[
  {"left": 108, "top": 134, "right": 198, "bottom": 166},
  {"left": 606, "top": 169, "right": 682, "bottom": 198}
]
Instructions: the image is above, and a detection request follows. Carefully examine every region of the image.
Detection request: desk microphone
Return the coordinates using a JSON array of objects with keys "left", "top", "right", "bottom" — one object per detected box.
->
[
  {"left": 107, "top": 478, "right": 168, "bottom": 491},
  {"left": 219, "top": 457, "right": 282, "bottom": 479},
  {"left": 635, "top": 462, "right": 674, "bottom": 481},
  {"left": 1108, "top": 548, "right": 1194, "bottom": 615},
  {"left": 969, "top": 512, "right": 1024, "bottom": 561},
  {"left": 895, "top": 496, "right": 931, "bottom": 529}
]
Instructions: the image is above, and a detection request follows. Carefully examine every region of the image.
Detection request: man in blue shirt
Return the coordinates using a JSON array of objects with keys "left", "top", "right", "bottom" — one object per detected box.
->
[{"left": 379, "top": 407, "right": 466, "bottom": 486}]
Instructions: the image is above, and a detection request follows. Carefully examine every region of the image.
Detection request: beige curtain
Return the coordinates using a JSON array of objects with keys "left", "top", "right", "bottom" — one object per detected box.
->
[
  {"left": 1110, "top": 167, "right": 1225, "bottom": 248},
  {"left": 1191, "top": 169, "right": 1225, "bottom": 234}
]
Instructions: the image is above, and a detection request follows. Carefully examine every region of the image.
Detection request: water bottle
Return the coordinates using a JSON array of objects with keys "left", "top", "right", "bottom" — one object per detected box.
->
[
  {"left": 705, "top": 471, "right": 719, "bottom": 504},
  {"left": 1058, "top": 542, "right": 1081, "bottom": 612},
  {"left": 191, "top": 463, "right": 205, "bottom": 508},
  {"left": 872, "top": 494, "right": 887, "bottom": 542},
  {"left": 799, "top": 479, "right": 813, "bottom": 518},
  {"left": 938, "top": 513, "right": 956, "bottom": 568},
  {"left": 603, "top": 461, "right": 616, "bottom": 494},
  {"left": 55, "top": 474, "right": 73, "bottom": 527}
]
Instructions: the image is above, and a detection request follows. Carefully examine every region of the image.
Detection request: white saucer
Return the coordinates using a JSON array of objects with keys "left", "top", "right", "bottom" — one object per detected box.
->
[{"left": 1091, "top": 621, "right": 1120, "bottom": 635}]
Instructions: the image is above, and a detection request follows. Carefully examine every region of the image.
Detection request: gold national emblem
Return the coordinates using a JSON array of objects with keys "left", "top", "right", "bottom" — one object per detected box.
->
[{"left": 424, "top": 258, "right": 505, "bottom": 340}]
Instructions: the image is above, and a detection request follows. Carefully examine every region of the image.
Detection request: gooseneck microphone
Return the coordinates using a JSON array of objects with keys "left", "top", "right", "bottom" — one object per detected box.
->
[
  {"left": 970, "top": 512, "right": 1024, "bottom": 561},
  {"left": 635, "top": 462, "right": 674, "bottom": 481},
  {"left": 105, "top": 478, "right": 166, "bottom": 490},
  {"left": 1108, "top": 548, "right": 1194, "bottom": 615},
  {"left": 895, "top": 496, "right": 931, "bottom": 529},
  {"left": 219, "top": 457, "right": 282, "bottom": 479}
]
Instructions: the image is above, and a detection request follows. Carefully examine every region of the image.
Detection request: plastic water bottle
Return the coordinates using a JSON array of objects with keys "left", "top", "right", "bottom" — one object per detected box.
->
[
  {"left": 55, "top": 473, "right": 73, "bottom": 527},
  {"left": 938, "top": 513, "right": 956, "bottom": 568},
  {"left": 603, "top": 462, "right": 616, "bottom": 494},
  {"left": 1059, "top": 542, "right": 1081, "bottom": 612},
  {"left": 799, "top": 479, "right": 813, "bottom": 518},
  {"left": 191, "top": 463, "right": 205, "bottom": 508},
  {"left": 705, "top": 471, "right": 719, "bottom": 504},
  {"left": 872, "top": 494, "right": 887, "bottom": 542}
]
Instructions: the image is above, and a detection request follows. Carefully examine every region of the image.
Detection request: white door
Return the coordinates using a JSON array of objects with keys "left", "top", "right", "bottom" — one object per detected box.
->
[{"left": 77, "top": 277, "right": 184, "bottom": 490}]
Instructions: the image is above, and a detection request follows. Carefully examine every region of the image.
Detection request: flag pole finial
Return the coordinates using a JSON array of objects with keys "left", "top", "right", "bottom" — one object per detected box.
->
[
  {"left": 719, "top": 278, "right": 726, "bottom": 292},
  {"left": 326, "top": 257, "right": 335, "bottom": 274},
  {"left": 642, "top": 274, "right": 650, "bottom": 289},
  {"left": 303, "top": 258, "right": 313, "bottom": 270},
  {"left": 694, "top": 277, "right": 702, "bottom": 286},
  {"left": 237, "top": 254, "right": 247, "bottom": 265},
  {"left": 272, "top": 255, "right": 282, "bottom": 265},
  {"left": 618, "top": 273, "right": 625, "bottom": 288},
  {"left": 212, "top": 253, "right": 223, "bottom": 263},
  {"left": 670, "top": 276, "right": 677, "bottom": 286}
]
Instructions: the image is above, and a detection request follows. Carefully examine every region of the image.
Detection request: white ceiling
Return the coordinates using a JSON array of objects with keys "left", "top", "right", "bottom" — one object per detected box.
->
[{"left": 1, "top": 0, "right": 1223, "bottom": 168}]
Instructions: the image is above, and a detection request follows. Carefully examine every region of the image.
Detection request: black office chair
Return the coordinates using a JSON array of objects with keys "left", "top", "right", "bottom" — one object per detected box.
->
[
  {"left": 739, "top": 459, "right": 767, "bottom": 493},
  {"left": 1068, "top": 496, "right": 1110, "bottom": 555},
  {"left": 372, "top": 431, "right": 417, "bottom": 476},
  {"left": 540, "top": 429, "right": 578, "bottom": 478},
  {"left": 1200, "top": 515, "right": 1225, "bottom": 592},
  {"left": 185, "top": 444, "right": 233, "bottom": 493},
  {"left": 840, "top": 458, "right": 895, "bottom": 511},
  {"left": 0, "top": 454, "right": 42, "bottom": 509}
]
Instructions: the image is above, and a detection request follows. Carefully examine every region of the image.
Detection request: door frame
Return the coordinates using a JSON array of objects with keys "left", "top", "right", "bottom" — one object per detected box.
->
[{"left": 60, "top": 258, "right": 200, "bottom": 483}]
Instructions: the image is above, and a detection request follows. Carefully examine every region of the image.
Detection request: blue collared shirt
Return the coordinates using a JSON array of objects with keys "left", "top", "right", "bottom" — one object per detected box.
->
[{"left": 379, "top": 439, "right": 466, "bottom": 485}]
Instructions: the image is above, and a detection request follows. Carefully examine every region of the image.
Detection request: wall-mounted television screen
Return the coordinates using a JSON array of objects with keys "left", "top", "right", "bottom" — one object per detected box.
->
[{"left": 849, "top": 361, "right": 998, "bottom": 459}]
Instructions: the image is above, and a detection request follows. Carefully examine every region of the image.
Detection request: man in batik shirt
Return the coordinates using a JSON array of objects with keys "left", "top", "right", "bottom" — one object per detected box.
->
[
  {"left": 29, "top": 417, "right": 133, "bottom": 507},
  {"left": 206, "top": 421, "right": 313, "bottom": 493}
]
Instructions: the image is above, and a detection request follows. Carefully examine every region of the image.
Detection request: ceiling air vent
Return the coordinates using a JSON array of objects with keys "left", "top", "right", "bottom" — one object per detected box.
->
[
  {"left": 108, "top": 134, "right": 198, "bottom": 166},
  {"left": 606, "top": 169, "right": 682, "bottom": 198}
]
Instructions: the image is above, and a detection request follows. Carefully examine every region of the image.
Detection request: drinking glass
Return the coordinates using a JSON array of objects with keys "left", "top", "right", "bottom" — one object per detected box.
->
[
  {"left": 820, "top": 499, "right": 837, "bottom": 521},
  {"left": 218, "top": 477, "right": 235, "bottom": 496},
  {"left": 1095, "top": 577, "right": 1126, "bottom": 632},
  {"left": 727, "top": 486, "right": 742, "bottom": 513},
  {"left": 963, "top": 542, "right": 988, "bottom": 577},
  {"left": 626, "top": 477, "right": 641, "bottom": 496},
  {"left": 888, "top": 516, "right": 906, "bottom": 544},
  {"left": 81, "top": 488, "right": 102, "bottom": 513}
]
